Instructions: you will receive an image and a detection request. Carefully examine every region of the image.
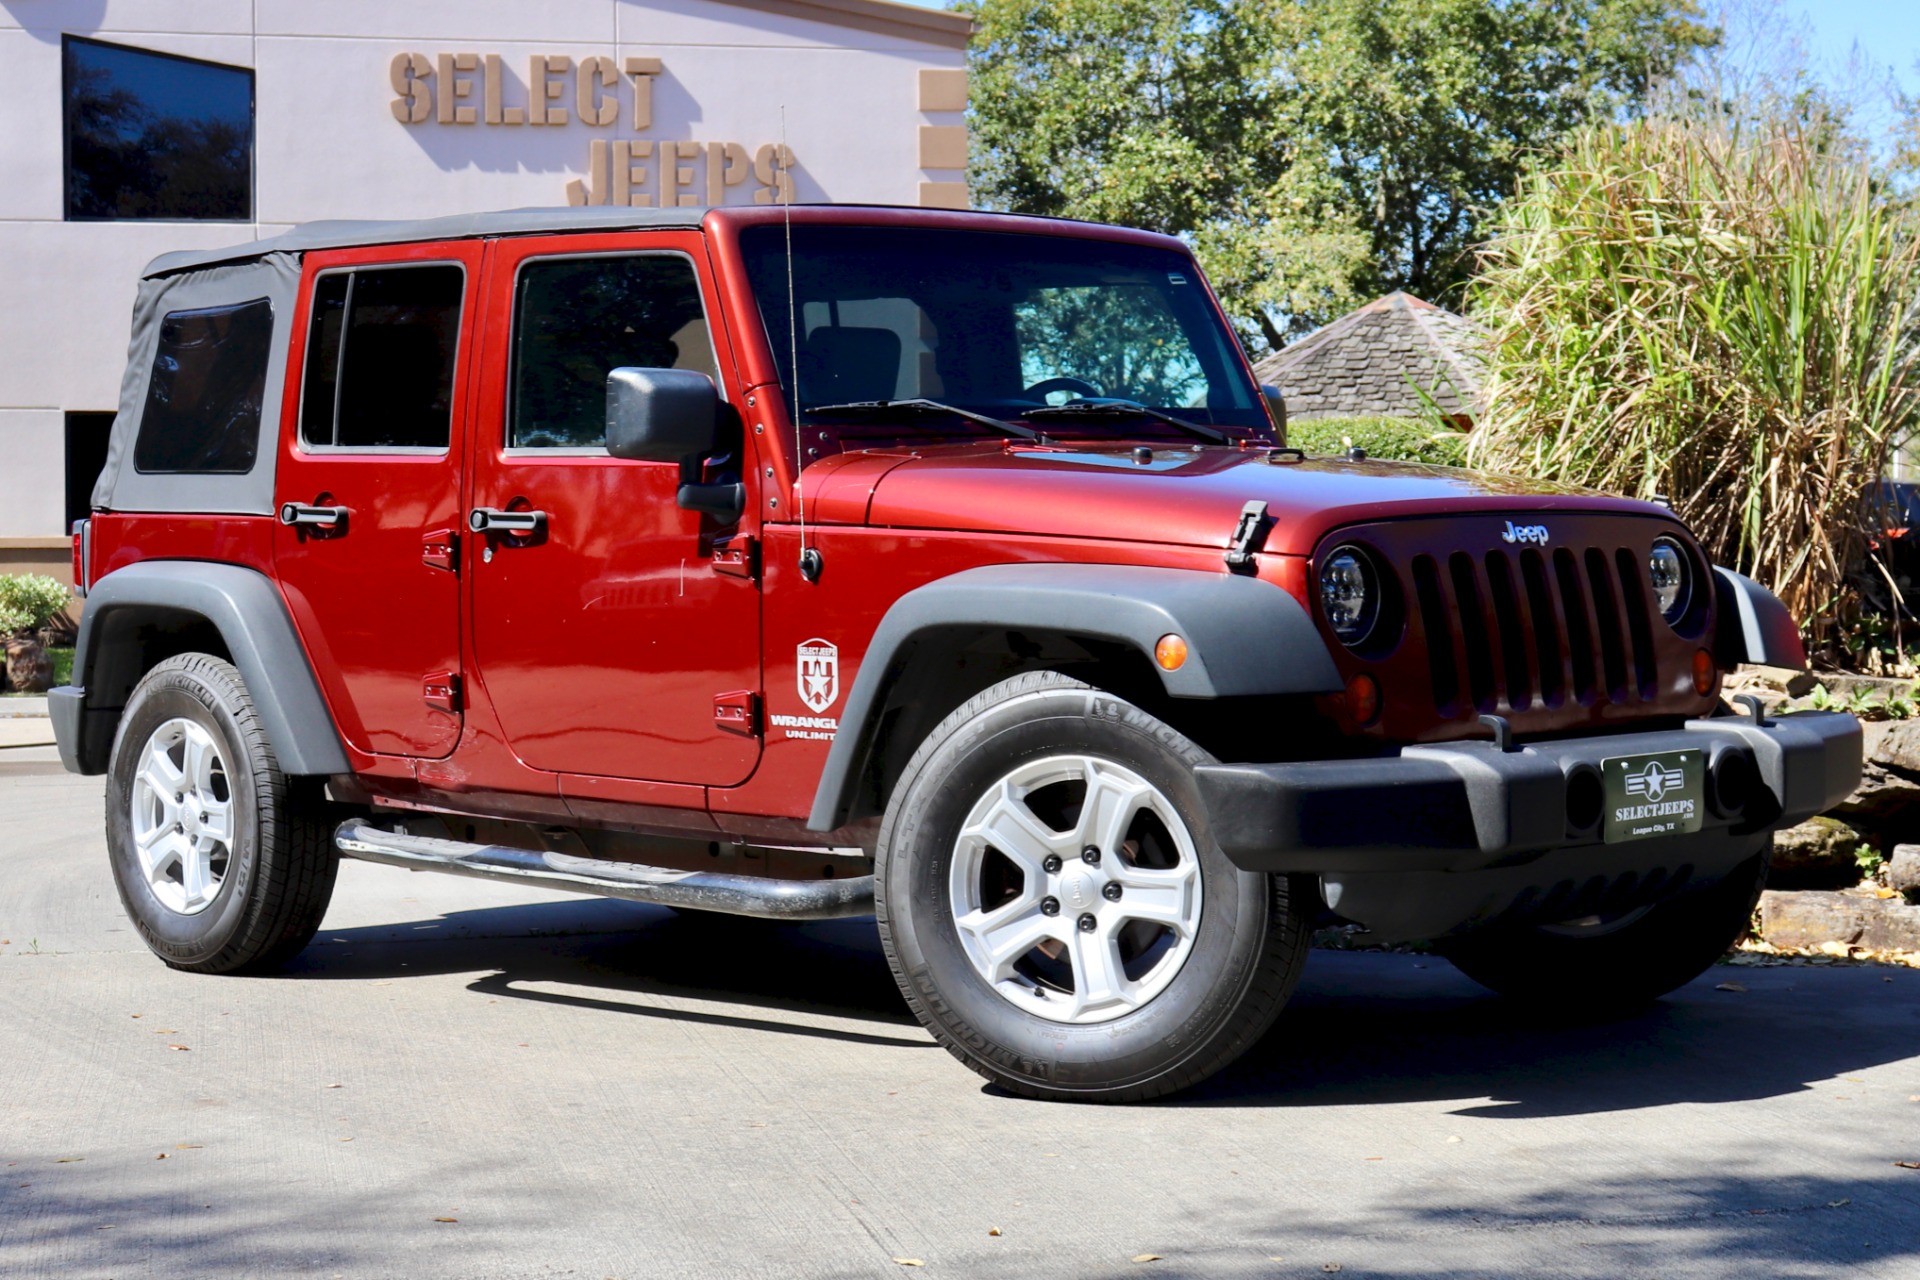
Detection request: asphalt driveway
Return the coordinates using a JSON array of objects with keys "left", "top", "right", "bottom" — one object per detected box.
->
[{"left": 2, "top": 768, "right": 1917, "bottom": 1278}]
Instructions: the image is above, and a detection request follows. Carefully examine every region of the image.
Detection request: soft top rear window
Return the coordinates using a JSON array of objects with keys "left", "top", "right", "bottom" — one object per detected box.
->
[{"left": 134, "top": 296, "right": 273, "bottom": 474}]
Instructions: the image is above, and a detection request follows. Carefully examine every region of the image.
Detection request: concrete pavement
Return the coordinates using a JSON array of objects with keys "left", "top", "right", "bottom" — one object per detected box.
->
[{"left": 3, "top": 770, "right": 1918, "bottom": 1279}]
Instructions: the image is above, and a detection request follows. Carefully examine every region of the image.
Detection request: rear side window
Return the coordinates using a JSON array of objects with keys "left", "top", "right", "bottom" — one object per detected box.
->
[
  {"left": 300, "top": 264, "right": 464, "bottom": 450},
  {"left": 133, "top": 297, "right": 273, "bottom": 474},
  {"left": 510, "top": 254, "right": 715, "bottom": 449}
]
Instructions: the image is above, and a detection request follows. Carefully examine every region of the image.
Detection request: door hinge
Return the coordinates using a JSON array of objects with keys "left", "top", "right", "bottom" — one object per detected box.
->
[
  {"left": 423, "top": 671, "right": 462, "bottom": 714},
  {"left": 422, "top": 528, "right": 459, "bottom": 573},
  {"left": 711, "top": 535, "right": 759, "bottom": 581},
  {"left": 713, "top": 690, "right": 760, "bottom": 735}
]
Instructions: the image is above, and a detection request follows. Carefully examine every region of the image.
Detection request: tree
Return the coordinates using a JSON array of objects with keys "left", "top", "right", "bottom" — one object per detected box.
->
[{"left": 961, "top": 0, "right": 1716, "bottom": 349}]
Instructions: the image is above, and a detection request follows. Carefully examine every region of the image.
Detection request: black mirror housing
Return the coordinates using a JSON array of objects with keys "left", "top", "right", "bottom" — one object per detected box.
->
[
  {"left": 606, "top": 367, "right": 720, "bottom": 462},
  {"left": 1260, "top": 383, "right": 1288, "bottom": 441}
]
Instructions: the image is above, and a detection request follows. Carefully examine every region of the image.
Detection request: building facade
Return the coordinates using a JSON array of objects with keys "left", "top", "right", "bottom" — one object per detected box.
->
[{"left": 0, "top": 0, "right": 970, "bottom": 579}]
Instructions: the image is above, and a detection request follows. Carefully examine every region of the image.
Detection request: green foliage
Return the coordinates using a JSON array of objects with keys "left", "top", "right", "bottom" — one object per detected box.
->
[
  {"left": 1286, "top": 416, "right": 1470, "bottom": 466},
  {"left": 51, "top": 647, "right": 74, "bottom": 688},
  {"left": 0, "top": 575, "right": 71, "bottom": 637},
  {"left": 1467, "top": 114, "right": 1920, "bottom": 662},
  {"left": 960, "top": 0, "right": 1714, "bottom": 351},
  {"left": 1269, "top": 0, "right": 1716, "bottom": 306}
]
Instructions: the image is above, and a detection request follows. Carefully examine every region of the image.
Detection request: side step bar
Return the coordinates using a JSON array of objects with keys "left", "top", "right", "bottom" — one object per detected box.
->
[{"left": 334, "top": 819, "right": 874, "bottom": 921}]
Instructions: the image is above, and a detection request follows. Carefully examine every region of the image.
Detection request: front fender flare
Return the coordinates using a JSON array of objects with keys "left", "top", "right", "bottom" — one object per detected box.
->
[
  {"left": 805, "top": 562, "right": 1341, "bottom": 832},
  {"left": 63, "top": 561, "right": 350, "bottom": 776}
]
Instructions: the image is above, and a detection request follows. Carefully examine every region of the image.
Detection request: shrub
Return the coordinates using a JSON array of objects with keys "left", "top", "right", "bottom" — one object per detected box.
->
[
  {"left": 1467, "top": 116, "right": 1920, "bottom": 663},
  {"left": 1288, "top": 415, "right": 1470, "bottom": 467},
  {"left": 0, "top": 574, "right": 73, "bottom": 637}
]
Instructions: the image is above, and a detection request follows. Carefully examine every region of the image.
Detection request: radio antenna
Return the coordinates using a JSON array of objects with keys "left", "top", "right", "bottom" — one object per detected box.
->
[{"left": 783, "top": 107, "right": 821, "bottom": 583}]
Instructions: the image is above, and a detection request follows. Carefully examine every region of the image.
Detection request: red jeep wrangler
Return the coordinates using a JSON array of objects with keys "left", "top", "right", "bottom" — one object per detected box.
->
[{"left": 54, "top": 205, "right": 1860, "bottom": 1102}]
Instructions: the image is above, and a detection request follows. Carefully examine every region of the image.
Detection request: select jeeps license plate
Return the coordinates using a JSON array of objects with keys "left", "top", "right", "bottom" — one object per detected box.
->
[{"left": 1601, "top": 749, "right": 1705, "bottom": 843}]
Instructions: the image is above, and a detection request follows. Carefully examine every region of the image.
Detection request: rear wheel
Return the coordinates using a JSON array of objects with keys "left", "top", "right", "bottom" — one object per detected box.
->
[
  {"left": 1439, "top": 847, "right": 1769, "bottom": 1009},
  {"left": 106, "top": 654, "right": 339, "bottom": 973},
  {"left": 875, "top": 671, "right": 1310, "bottom": 1102}
]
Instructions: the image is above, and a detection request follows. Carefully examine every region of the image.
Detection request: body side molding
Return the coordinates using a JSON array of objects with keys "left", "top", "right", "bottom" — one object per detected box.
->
[
  {"left": 61, "top": 561, "right": 351, "bottom": 776},
  {"left": 805, "top": 562, "right": 1340, "bottom": 831}
]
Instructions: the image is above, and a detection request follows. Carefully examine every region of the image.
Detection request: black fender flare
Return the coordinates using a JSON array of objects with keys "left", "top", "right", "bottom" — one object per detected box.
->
[
  {"left": 805, "top": 562, "right": 1341, "bottom": 831},
  {"left": 1713, "top": 567, "right": 1806, "bottom": 670},
  {"left": 58, "top": 561, "right": 351, "bottom": 776}
]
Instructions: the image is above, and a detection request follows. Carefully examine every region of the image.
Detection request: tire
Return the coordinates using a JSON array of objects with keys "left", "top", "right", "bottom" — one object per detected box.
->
[
  {"left": 105, "top": 653, "right": 339, "bottom": 974},
  {"left": 1438, "top": 846, "right": 1770, "bottom": 1009},
  {"left": 875, "top": 671, "right": 1310, "bottom": 1102}
]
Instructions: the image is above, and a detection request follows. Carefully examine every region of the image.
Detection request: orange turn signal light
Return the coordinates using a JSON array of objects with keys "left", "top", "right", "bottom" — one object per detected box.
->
[
  {"left": 1154, "top": 633, "right": 1189, "bottom": 671},
  {"left": 1692, "top": 648, "right": 1717, "bottom": 696},
  {"left": 1346, "top": 673, "right": 1381, "bottom": 725}
]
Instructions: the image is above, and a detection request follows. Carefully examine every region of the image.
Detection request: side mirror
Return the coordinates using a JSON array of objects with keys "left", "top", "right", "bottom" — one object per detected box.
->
[
  {"left": 606, "top": 367, "right": 720, "bottom": 463},
  {"left": 1260, "top": 383, "right": 1288, "bottom": 442},
  {"left": 605, "top": 367, "right": 743, "bottom": 522}
]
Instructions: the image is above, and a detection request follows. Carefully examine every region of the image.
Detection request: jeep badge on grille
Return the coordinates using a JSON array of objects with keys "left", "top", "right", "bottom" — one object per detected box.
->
[{"left": 1501, "top": 520, "right": 1549, "bottom": 545}]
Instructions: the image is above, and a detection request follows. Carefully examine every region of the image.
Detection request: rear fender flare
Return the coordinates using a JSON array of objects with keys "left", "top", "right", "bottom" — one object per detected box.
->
[
  {"left": 62, "top": 561, "right": 350, "bottom": 776},
  {"left": 805, "top": 562, "right": 1340, "bottom": 831}
]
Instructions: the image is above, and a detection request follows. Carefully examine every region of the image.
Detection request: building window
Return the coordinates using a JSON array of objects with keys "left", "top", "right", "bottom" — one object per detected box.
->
[
  {"left": 299, "top": 265, "right": 466, "bottom": 451},
  {"left": 63, "top": 35, "right": 253, "bottom": 221},
  {"left": 64, "top": 412, "right": 114, "bottom": 529},
  {"left": 134, "top": 298, "right": 274, "bottom": 474}
]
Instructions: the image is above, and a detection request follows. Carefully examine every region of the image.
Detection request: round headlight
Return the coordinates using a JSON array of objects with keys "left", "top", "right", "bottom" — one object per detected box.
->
[
  {"left": 1649, "top": 537, "right": 1691, "bottom": 624},
  {"left": 1320, "top": 546, "right": 1380, "bottom": 646}
]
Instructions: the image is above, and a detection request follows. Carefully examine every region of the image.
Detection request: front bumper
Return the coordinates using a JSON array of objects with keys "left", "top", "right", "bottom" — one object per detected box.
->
[{"left": 1194, "top": 710, "right": 1861, "bottom": 941}]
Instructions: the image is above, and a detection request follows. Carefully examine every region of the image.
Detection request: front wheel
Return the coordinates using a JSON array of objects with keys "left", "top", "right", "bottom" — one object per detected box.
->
[
  {"left": 1439, "top": 847, "right": 1770, "bottom": 1010},
  {"left": 106, "top": 654, "right": 339, "bottom": 973},
  {"left": 875, "top": 672, "right": 1310, "bottom": 1102}
]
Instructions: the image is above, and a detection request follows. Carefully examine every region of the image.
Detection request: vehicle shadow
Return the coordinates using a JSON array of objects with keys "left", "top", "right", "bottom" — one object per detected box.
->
[
  {"left": 282, "top": 897, "right": 1920, "bottom": 1113},
  {"left": 280, "top": 898, "right": 930, "bottom": 1049},
  {"left": 1170, "top": 949, "right": 1920, "bottom": 1116}
]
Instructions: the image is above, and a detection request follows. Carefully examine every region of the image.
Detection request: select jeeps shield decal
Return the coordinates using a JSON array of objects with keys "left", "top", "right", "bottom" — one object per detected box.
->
[{"left": 796, "top": 638, "right": 840, "bottom": 714}]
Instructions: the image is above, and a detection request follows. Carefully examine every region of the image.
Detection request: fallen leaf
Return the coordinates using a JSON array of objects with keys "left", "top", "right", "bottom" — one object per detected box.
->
[
  {"left": 54, "top": 1158, "right": 83, "bottom": 1164},
  {"left": 1876, "top": 887, "right": 1899, "bottom": 899},
  {"left": 1445, "top": 1135, "right": 1462, "bottom": 1144},
  {"left": 168, "top": 1045, "right": 190, "bottom": 1052},
  {"left": 324, "top": 1083, "right": 342, "bottom": 1089},
  {"left": 1364, "top": 1156, "right": 1383, "bottom": 1161},
  {"left": 891, "top": 1259, "right": 923, "bottom": 1268},
  {"left": 434, "top": 1216, "right": 459, "bottom": 1223},
  {"left": 155, "top": 1153, "right": 167, "bottom": 1160},
  {"left": 1830, "top": 1199, "right": 1852, "bottom": 1207},
  {"left": 339, "top": 1137, "right": 353, "bottom": 1143},
  {"left": 96, "top": 1225, "right": 114, "bottom": 1231},
  {"left": 1131, "top": 1255, "right": 1162, "bottom": 1263},
  {"left": 1323, "top": 1266, "right": 1344, "bottom": 1274},
  {"left": 174, "top": 1144, "right": 202, "bottom": 1150},
  {"left": 987, "top": 1228, "right": 1001, "bottom": 1237},
  {"left": 1896, "top": 1161, "right": 1920, "bottom": 1170},
  {"left": 1715, "top": 982, "right": 1748, "bottom": 992}
]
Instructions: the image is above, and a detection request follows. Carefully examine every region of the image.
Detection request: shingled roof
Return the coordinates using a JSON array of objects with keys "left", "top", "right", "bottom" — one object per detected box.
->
[{"left": 1251, "top": 291, "right": 1487, "bottom": 423}]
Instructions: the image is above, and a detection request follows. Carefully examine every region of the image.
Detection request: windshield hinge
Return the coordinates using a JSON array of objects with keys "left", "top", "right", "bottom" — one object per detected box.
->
[
  {"left": 1224, "top": 500, "right": 1270, "bottom": 571},
  {"left": 713, "top": 690, "right": 761, "bottom": 736}
]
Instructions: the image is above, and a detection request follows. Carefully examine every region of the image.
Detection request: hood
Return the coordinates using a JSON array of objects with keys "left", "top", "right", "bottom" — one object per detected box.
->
[{"left": 801, "top": 442, "right": 1669, "bottom": 556}]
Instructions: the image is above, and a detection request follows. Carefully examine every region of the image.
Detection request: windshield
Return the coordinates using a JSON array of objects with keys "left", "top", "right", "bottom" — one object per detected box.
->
[{"left": 739, "top": 225, "right": 1270, "bottom": 457}]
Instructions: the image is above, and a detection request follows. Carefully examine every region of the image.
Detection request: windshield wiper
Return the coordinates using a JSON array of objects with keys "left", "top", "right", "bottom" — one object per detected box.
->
[
  {"left": 1023, "top": 398, "right": 1231, "bottom": 444},
  {"left": 803, "top": 398, "right": 1040, "bottom": 441}
]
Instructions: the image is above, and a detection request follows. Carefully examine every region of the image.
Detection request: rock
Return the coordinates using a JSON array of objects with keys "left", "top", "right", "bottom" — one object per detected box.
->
[
  {"left": 1769, "top": 816, "right": 1862, "bottom": 887},
  {"left": 1786, "top": 671, "right": 1820, "bottom": 697},
  {"left": 1758, "top": 888, "right": 1920, "bottom": 953},
  {"left": 1891, "top": 844, "right": 1920, "bottom": 896},
  {"left": 1870, "top": 719, "right": 1920, "bottom": 774}
]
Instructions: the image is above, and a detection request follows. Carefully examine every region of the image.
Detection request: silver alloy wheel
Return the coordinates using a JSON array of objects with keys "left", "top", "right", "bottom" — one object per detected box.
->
[
  {"left": 128, "top": 717, "right": 235, "bottom": 916},
  {"left": 949, "top": 754, "right": 1203, "bottom": 1024}
]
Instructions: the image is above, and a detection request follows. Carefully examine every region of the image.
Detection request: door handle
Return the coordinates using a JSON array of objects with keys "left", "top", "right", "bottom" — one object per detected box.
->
[
  {"left": 279, "top": 503, "right": 350, "bottom": 528},
  {"left": 468, "top": 508, "right": 548, "bottom": 536}
]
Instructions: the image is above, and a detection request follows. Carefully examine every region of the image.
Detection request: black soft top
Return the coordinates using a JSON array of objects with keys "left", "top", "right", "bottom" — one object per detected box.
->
[{"left": 142, "top": 205, "right": 712, "bottom": 278}]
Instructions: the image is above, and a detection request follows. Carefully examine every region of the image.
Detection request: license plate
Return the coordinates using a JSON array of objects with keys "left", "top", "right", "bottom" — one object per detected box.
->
[{"left": 1601, "top": 749, "right": 1705, "bottom": 844}]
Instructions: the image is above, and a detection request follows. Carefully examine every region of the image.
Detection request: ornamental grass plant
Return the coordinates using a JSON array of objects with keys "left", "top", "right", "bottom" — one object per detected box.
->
[{"left": 1467, "top": 116, "right": 1920, "bottom": 664}]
